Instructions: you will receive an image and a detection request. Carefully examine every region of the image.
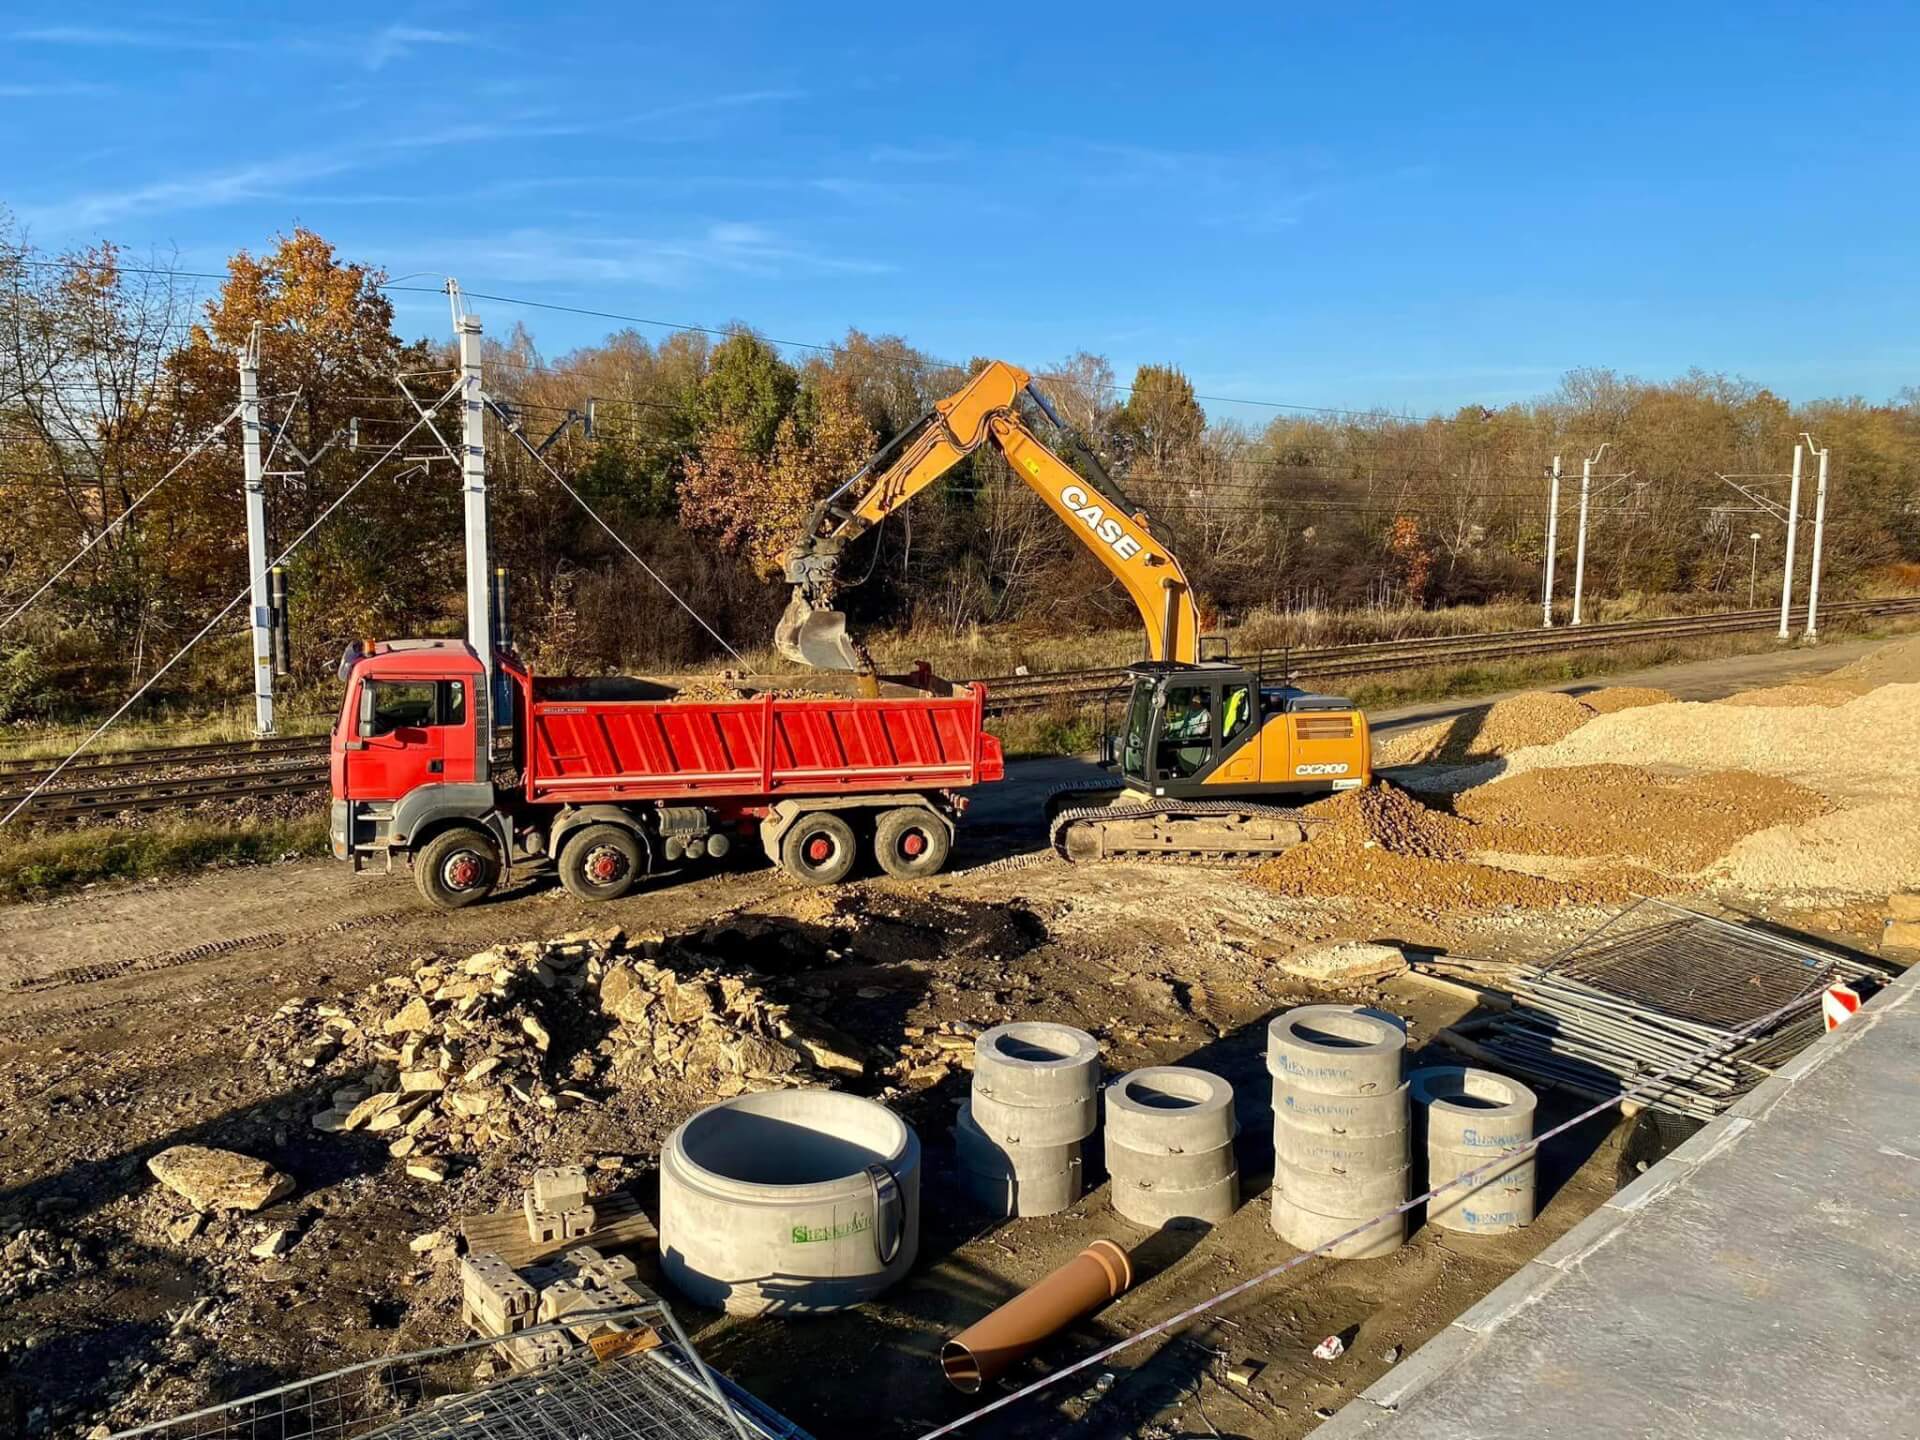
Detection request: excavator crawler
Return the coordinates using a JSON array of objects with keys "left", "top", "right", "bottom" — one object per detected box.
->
[{"left": 776, "top": 360, "right": 1371, "bottom": 863}]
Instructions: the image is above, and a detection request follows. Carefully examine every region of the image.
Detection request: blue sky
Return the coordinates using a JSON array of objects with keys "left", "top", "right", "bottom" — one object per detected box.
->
[{"left": 3, "top": 3, "right": 1916, "bottom": 417}]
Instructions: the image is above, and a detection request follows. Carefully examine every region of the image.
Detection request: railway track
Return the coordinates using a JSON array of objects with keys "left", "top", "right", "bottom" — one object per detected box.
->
[
  {"left": 2, "top": 597, "right": 1914, "bottom": 824},
  {"left": 976, "top": 596, "right": 1920, "bottom": 713}
]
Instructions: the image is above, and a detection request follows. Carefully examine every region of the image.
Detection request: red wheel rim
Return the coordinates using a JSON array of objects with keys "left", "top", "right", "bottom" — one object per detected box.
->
[
  {"left": 901, "top": 830, "right": 927, "bottom": 857},
  {"left": 585, "top": 845, "right": 628, "bottom": 885},
  {"left": 444, "top": 852, "right": 483, "bottom": 890},
  {"left": 806, "top": 835, "right": 833, "bottom": 864}
]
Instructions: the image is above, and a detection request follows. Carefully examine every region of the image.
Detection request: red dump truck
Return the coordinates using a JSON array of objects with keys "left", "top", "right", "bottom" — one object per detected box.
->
[{"left": 330, "top": 639, "right": 1004, "bottom": 909}]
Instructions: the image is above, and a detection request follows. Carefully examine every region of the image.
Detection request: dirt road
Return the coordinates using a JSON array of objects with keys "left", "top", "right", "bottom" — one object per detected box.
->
[{"left": 0, "top": 636, "right": 1881, "bottom": 1438}]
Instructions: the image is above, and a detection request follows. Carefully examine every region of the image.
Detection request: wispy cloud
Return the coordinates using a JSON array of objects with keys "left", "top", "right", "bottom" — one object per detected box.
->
[
  {"left": 11, "top": 25, "right": 255, "bottom": 52},
  {"left": 17, "top": 117, "right": 588, "bottom": 232},
  {"left": 0, "top": 80, "right": 113, "bottom": 97},
  {"left": 362, "top": 24, "right": 484, "bottom": 72},
  {"left": 623, "top": 90, "right": 807, "bottom": 126},
  {"left": 432, "top": 221, "right": 893, "bottom": 289}
]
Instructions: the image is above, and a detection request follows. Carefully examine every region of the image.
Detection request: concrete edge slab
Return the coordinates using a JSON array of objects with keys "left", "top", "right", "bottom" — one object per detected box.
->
[
  {"left": 1356, "top": 1324, "right": 1483, "bottom": 1410},
  {"left": 1530, "top": 1202, "right": 1631, "bottom": 1271},
  {"left": 1663, "top": 1114, "right": 1751, "bottom": 1167},
  {"left": 1449, "top": 1258, "right": 1564, "bottom": 1335}
]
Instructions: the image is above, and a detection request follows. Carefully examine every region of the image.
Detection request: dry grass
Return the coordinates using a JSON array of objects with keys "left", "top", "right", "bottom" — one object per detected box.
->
[{"left": 0, "top": 814, "right": 329, "bottom": 903}]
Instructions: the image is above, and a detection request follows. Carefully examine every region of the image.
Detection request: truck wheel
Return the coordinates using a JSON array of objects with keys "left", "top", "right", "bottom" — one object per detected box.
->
[
  {"left": 415, "top": 826, "right": 500, "bottom": 910},
  {"left": 873, "top": 806, "right": 952, "bottom": 879},
  {"left": 779, "top": 812, "right": 858, "bottom": 886},
  {"left": 558, "top": 823, "right": 646, "bottom": 902}
]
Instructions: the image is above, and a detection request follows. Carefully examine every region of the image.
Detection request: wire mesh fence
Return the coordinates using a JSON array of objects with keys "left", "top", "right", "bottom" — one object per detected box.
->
[
  {"left": 1475, "top": 898, "right": 1891, "bottom": 1120},
  {"left": 109, "top": 1304, "right": 810, "bottom": 1440}
]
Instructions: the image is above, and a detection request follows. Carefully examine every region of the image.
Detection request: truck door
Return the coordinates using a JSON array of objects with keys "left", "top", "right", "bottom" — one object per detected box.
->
[{"left": 345, "top": 677, "right": 472, "bottom": 800}]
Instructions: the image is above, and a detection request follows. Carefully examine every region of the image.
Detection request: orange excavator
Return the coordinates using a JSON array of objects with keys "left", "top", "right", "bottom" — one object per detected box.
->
[{"left": 776, "top": 360, "right": 1372, "bottom": 862}]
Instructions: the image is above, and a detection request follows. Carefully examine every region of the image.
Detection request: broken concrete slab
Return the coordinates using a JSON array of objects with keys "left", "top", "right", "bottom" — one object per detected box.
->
[{"left": 148, "top": 1146, "right": 294, "bottom": 1214}]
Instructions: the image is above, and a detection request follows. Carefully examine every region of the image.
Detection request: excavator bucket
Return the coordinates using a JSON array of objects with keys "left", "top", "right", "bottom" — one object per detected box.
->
[{"left": 775, "top": 591, "right": 862, "bottom": 671}]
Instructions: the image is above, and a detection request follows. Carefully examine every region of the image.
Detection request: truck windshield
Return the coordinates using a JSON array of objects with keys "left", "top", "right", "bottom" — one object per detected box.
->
[{"left": 1119, "top": 679, "right": 1156, "bottom": 778}]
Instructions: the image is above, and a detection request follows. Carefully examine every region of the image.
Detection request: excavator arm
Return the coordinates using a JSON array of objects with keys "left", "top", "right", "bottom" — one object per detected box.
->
[{"left": 776, "top": 360, "right": 1201, "bottom": 670}]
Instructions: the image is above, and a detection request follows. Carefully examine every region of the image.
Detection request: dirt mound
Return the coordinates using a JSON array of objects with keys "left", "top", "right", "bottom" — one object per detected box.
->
[
  {"left": 1253, "top": 780, "right": 1659, "bottom": 913},
  {"left": 1716, "top": 684, "right": 1855, "bottom": 708},
  {"left": 1454, "top": 764, "right": 1827, "bottom": 872},
  {"left": 1823, "top": 633, "right": 1920, "bottom": 692},
  {"left": 1577, "top": 686, "right": 1674, "bottom": 715},
  {"left": 1376, "top": 691, "right": 1592, "bottom": 767}
]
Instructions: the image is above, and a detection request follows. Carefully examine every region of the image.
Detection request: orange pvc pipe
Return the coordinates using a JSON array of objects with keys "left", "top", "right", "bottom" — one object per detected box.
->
[{"left": 941, "top": 1240, "right": 1134, "bottom": 1393}]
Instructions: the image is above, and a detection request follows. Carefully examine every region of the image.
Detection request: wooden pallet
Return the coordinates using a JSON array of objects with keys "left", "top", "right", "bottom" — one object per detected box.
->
[{"left": 458, "top": 1190, "right": 658, "bottom": 1268}]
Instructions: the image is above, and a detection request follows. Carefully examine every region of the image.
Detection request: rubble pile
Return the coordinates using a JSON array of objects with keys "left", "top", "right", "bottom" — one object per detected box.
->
[
  {"left": 251, "top": 928, "right": 868, "bottom": 1167},
  {"left": 0, "top": 1223, "right": 96, "bottom": 1302}
]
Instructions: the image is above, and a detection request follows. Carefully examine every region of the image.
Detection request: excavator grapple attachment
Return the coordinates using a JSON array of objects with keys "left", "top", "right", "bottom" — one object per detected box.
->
[{"left": 775, "top": 592, "right": 862, "bottom": 671}]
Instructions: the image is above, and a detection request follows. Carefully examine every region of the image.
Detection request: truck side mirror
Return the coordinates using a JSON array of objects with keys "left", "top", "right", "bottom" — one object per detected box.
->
[{"left": 356, "top": 684, "right": 376, "bottom": 739}]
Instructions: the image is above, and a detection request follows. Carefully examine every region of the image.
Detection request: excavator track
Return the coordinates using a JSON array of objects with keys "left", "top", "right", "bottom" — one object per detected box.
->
[{"left": 1045, "top": 783, "right": 1322, "bottom": 865}]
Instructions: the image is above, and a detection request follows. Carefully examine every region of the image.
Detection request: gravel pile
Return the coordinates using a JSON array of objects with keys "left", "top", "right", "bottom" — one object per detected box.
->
[
  {"left": 1454, "top": 764, "right": 1827, "bottom": 872},
  {"left": 1375, "top": 691, "right": 1592, "bottom": 767},
  {"left": 1576, "top": 686, "right": 1674, "bottom": 715},
  {"left": 1252, "top": 781, "right": 1662, "bottom": 913},
  {"left": 1716, "top": 684, "right": 1856, "bottom": 708},
  {"left": 1823, "top": 633, "right": 1920, "bottom": 691},
  {"left": 1422, "top": 683, "right": 1920, "bottom": 799},
  {"left": 1711, "top": 799, "right": 1920, "bottom": 899}
]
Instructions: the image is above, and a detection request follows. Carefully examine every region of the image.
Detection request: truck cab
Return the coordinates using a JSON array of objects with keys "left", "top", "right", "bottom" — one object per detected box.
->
[
  {"left": 331, "top": 639, "right": 505, "bottom": 903},
  {"left": 1113, "top": 662, "right": 1370, "bottom": 798}
]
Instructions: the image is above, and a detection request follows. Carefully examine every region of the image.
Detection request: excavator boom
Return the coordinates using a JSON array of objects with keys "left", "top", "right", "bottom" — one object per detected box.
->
[{"left": 776, "top": 360, "right": 1200, "bottom": 670}]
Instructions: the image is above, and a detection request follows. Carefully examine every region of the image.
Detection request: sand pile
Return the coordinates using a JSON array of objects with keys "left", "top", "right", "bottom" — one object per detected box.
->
[
  {"left": 1711, "top": 798, "right": 1920, "bottom": 899},
  {"left": 1577, "top": 686, "right": 1674, "bottom": 715},
  {"left": 1376, "top": 691, "right": 1592, "bottom": 767},
  {"left": 1716, "top": 684, "right": 1855, "bottom": 708},
  {"left": 1454, "top": 764, "right": 1827, "bottom": 873},
  {"left": 1822, "top": 633, "right": 1920, "bottom": 692}
]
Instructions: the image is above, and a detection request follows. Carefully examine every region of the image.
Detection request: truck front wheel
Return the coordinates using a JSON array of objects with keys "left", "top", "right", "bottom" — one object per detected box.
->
[
  {"left": 873, "top": 806, "right": 952, "bottom": 879},
  {"left": 558, "top": 823, "right": 646, "bottom": 902},
  {"left": 415, "top": 826, "right": 501, "bottom": 910},
  {"left": 778, "top": 812, "right": 858, "bottom": 886}
]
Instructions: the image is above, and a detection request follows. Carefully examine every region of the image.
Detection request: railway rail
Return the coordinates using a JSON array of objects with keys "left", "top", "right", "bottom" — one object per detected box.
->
[{"left": 2, "top": 597, "right": 1914, "bottom": 825}]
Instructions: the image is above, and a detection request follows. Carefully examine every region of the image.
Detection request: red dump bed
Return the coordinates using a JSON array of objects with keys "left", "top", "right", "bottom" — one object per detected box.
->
[{"left": 514, "top": 673, "right": 1005, "bottom": 805}]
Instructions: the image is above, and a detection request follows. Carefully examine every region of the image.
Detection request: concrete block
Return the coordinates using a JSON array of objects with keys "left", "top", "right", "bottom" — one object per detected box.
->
[
  {"left": 971, "top": 1022, "right": 1101, "bottom": 1104},
  {"left": 1271, "top": 1083, "right": 1409, "bottom": 1136},
  {"left": 1111, "top": 1170, "right": 1240, "bottom": 1228},
  {"left": 1605, "top": 1161, "right": 1686, "bottom": 1214},
  {"left": 1271, "top": 1192, "right": 1405, "bottom": 1258},
  {"left": 1109, "top": 1137, "right": 1237, "bottom": 1191},
  {"left": 1267, "top": 1005, "right": 1405, "bottom": 1095},
  {"left": 1274, "top": 1115, "right": 1411, "bottom": 1174},
  {"left": 499, "top": 1328, "right": 572, "bottom": 1372},
  {"left": 1276, "top": 1156, "right": 1409, "bottom": 1213},
  {"left": 461, "top": 1252, "right": 535, "bottom": 1336},
  {"left": 532, "top": 1164, "right": 590, "bottom": 1209}
]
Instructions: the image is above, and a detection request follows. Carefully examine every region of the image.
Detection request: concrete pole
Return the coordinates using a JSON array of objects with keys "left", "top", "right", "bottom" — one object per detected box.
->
[
  {"left": 1542, "top": 455, "right": 1561, "bottom": 628},
  {"left": 1748, "top": 533, "right": 1760, "bottom": 608},
  {"left": 458, "top": 308, "right": 493, "bottom": 684},
  {"left": 1778, "top": 444, "right": 1802, "bottom": 640},
  {"left": 238, "top": 322, "right": 274, "bottom": 735},
  {"left": 1571, "top": 455, "right": 1593, "bottom": 626},
  {"left": 1804, "top": 445, "right": 1829, "bottom": 640}
]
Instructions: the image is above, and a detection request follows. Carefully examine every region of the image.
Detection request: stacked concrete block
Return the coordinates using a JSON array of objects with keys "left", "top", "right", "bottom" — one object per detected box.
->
[
  {"left": 958, "top": 1022, "right": 1101, "bottom": 1217},
  {"left": 1104, "top": 1067, "right": 1240, "bottom": 1227},
  {"left": 1268, "top": 1005, "right": 1410, "bottom": 1259},
  {"left": 461, "top": 1251, "right": 537, "bottom": 1338},
  {"left": 524, "top": 1164, "right": 595, "bottom": 1244},
  {"left": 1413, "top": 1066, "right": 1538, "bottom": 1234}
]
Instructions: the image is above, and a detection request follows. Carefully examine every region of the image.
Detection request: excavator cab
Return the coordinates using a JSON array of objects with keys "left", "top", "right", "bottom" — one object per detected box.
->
[{"left": 1114, "top": 664, "right": 1370, "bottom": 798}]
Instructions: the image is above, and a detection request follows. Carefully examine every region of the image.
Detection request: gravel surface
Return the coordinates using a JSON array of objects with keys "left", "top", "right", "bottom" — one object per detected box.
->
[
  {"left": 1574, "top": 685, "right": 1674, "bottom": 715},
  {"left": 1375, "top": 691, "right": 1592, "bottom": 767},
  {"left": 1711, "top": 798, "right": 1920, "bottom": 899},
  {"left": 1716, "top": 683, "right": 1857, "bottom": 708}
]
